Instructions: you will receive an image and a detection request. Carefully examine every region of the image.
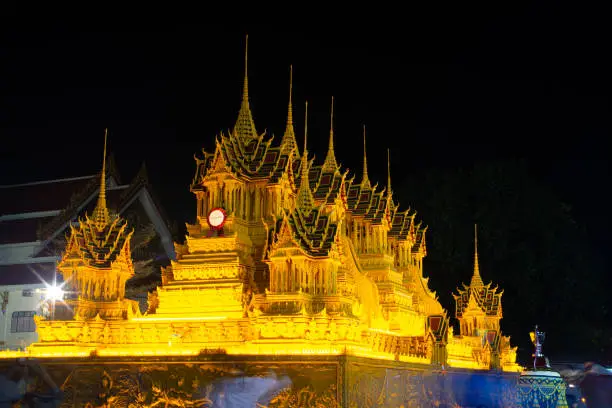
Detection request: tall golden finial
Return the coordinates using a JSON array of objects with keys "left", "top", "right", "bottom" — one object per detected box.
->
[
  {"left": 288, "top": 65, "right": 293, "bottom": 125},
  {"left": 470, "top": 224, "right": 484, "bottom": 288},
  {"left": 387, "top": 148, "right": 392, "bottom": 194},
  {"left": 361, "top": 125, "right": 371, "bottom": 188},
  {"left": 243, "top": 34, "right": 249, "bottom": 102},
  {"left": 304, "top": 101, "right": 308, "bottom": 153},
  {"left": 92, "top": 128, "right": 111, "bottom": 230},
  {"left": 280, "top": 65, "right": 299, "bottom": 157},
  {"left": 322, "top": 96, "right": 339, "bottom": 173},
  {"left": 330, "top": 96, "right": 333, "bottom": 129},
  {"left": 296, "top": 101, "right": 315, "bottom": 212},
  {"left": 234, "top": 34, "right": 257, "bottom": 141}
]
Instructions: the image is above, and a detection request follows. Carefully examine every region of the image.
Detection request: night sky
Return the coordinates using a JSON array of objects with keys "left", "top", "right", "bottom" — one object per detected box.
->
[{"left": 1, "top": 6, "right": 609, "bottom": 360}]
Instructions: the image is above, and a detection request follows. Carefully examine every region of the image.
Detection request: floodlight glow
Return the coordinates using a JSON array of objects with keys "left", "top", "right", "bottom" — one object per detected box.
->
[{"left": 45, "top": 284, "right": 65, "bottom": 301}]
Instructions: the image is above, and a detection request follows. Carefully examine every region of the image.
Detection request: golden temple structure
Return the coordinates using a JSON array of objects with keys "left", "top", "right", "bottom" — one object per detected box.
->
[
  {"left": 448, "top": 226, "right": 520, "bottom": 371},
  {"left": 1, "top": 38, "right": 519, "bottom": 376}
]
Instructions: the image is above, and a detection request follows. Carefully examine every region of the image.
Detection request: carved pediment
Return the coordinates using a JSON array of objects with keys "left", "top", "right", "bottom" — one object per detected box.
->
[{"left": 269, "top": 215, "right": 301, "bottom": 255}]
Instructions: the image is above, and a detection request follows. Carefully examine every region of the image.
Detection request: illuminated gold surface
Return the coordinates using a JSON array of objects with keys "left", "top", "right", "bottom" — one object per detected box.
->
[
  {"left": 449, "top": 225, "right": 521, "bottom": 372},
  {"left": 1, "top": 42, "right": 518, "bottom": 375},
  {"left": 52, "top": 129, "right": 139, "bottom": 322},
  {"left": 0, "top": 355, "right": 522, "bottom": 407}
]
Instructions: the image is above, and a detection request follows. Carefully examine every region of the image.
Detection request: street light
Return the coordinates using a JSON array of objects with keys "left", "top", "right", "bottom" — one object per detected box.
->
[
  {"left": 44, "top": 283, "right": 65, "bottom": 320},
  {"left": 44, "top": 284, "right": 64, "bottom": 302}
]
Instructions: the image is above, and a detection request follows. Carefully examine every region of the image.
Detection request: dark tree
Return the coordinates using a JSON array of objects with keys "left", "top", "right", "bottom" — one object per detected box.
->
[{"left": 398, "top": 159, "right": 609, "bottom": 363}]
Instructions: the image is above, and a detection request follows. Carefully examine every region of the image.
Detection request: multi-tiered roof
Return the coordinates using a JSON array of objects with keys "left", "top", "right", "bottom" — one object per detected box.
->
[
  {"left": 453, "top": 226, "right": 503, "bottom": 319},
  {"left": 189, "top": 41, "right": 428, "bottom": 262},
  {"left": 59, "top": 130, "right": 135, "bottom": 305}
]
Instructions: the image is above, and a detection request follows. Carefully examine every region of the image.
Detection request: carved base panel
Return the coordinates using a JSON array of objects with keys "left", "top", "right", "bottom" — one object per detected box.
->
[
  {"left": 155, "top": 283, "right": 244, "bottom": 318},
  {"left": 346, "top": 361, "right": 520, "bottom": 407},
  {"left": 60, "top": 298, "right": 140, "bottom": 321},
  {"left": 6, "top": 356, "right": 340, "bottom": 408},
  {"left": 35, "top": 318, "right": 252, "bottom": 346},
  {"left": 1, "top": 355, "right": 524, "bottom": 407}
]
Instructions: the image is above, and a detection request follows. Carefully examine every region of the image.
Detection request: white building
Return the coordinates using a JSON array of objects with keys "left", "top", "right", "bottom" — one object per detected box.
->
[{"left": 0, "top": 282, "right": 62, "bottom": 350}]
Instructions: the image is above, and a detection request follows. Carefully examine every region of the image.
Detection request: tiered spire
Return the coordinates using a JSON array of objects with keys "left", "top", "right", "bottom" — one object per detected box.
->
[
  {"left": 92, "top": 129, "right": 111, "bottom": 230},
  {"left": 296, "top": 101, "right": 315, "bottom": 212},
  {"left": 470, "top": 224, "right": 484, "bottom": 288},
  {"left": 387, "top": 148, "right": 392, "bottom": 196},
  {"left": 233, "top": 35, "right": 258, "bottom": 142},
  {"left": 280, "top": 65, "right": 299, "bottom": 158},
  {"left": 361, "top": 125, "right": 371, "bottom": 188},
  {"left": 385, "top": 148, "right": 394, "bottom": 213},
  {"left": 321, "top": 96, "right": 339, "bottom": 173}
]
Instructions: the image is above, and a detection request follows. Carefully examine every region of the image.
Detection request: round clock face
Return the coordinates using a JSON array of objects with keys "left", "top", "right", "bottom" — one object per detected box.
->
[{"left": 207, "top": 208, "right": 226, "bottom": 229}]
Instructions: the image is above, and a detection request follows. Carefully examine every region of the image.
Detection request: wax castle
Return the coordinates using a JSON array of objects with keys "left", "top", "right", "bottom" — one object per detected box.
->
[
  {"left": 3, "top": 38, "right": 519, "bottom": 372},
  {"left": 448, "top": 225, "right": 518, "bottom": 369}
]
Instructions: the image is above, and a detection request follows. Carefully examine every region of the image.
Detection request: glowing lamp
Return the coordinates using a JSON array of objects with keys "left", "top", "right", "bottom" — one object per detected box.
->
[{"left": 45, "top": 284, "right": 65, "bottom": 301}]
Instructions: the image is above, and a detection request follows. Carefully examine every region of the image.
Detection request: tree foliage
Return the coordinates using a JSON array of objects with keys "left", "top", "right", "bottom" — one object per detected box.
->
[{"left": 397, "top": 159, "right": 609, "bottom": 362}]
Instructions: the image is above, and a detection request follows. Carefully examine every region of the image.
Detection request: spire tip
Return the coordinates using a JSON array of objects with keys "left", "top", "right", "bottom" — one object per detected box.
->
[
  {"left": 470, "top": 223, "right": 483, "bottom": 288},
  {"left": 280, "top": 65, "right": 298, "bottom": 157},
  {"left": 296, "top": 100, "right": 315, "bottom": 212},
  {"left": 361, "top": 124, "right": 370, "bottom": 188},
  {"left": 387, "top": 148, "right": 391, "bottom": 194},
  {"left": 322, "top": 96, "right": 339, "bottom": 173},
  {"left": 243, "top": 35, "right": 249, "bottom": 101},
  {"left": 92, "top": 129, "right": 110, "bottom": 229},
  {"left": 304, "top": 100, "right": 308, "bottom": 154}
]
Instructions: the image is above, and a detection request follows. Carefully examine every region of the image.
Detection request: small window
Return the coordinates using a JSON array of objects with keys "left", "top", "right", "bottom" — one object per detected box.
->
[
  {"left": 22, "top": 289, "right": 34, "bottom": 297},
  {"left": 11, "top": 311, "right": 36, "bottom": 333}
]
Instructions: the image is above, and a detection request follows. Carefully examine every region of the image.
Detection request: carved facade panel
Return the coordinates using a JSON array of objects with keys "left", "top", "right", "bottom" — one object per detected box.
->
[
  {"left": 346, "top": 359, "right": 521, "bottom": 407},
  {"left": 347, "top": 363, "right": 428, "bottom": 407},
  {"left": 22, "top": 359, "right": 339, "bottom": 408},
  {"left": 1, "top": 357, "right": 524, "bottom": 408},
  {"left": 34, "top": 319, "right": 253, "bottom": 346},
  {"left": 172, "top": 264, "right": 243, "bottom": 281}
]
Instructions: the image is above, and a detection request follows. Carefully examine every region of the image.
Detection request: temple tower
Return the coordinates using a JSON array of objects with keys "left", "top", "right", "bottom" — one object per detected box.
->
[
  {"left": 57, "top": 129, "right": 138, "bottom": 320},
  {"left": 453, "top": 225, "right": 502, "bottom": 337},
  {"left": 449, "top": 225, "right": 518, "bottom": 370},
  {"left": 262, "top": 102, "right": 343, "bottom": 315}
]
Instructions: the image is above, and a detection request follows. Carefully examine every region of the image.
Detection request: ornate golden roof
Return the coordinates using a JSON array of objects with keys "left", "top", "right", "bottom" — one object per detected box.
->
[
  {"left": 91, "top": 129, "right": 111, "bottom": 230},
  {"left": 453, "top": 225, "right": 503, "bottom": 318},
  {"left": 470, "top": 224, "right": 484, "bottom": 288},
  {"left": 233, "top": 35, "right": 258, "bottom": 143},
  {"left": 360, "top": 125, "right": 371, "bottom": 189},
  {"left": 321, "top": 96, "right": 339, "bottom": 174},
  {"left": 59, "top": 130, "right": 134, "bottom": 271},
  {"left": 61, "top": 212, "right": 133, "bottom": 269},
  {"left": 296, "top": 101, "right": 315, "bottom": 213},
  {"left": 190, "top": 41, "right": 431, "bottom": 260},
  {"left": 279, "top": 65, "right": 299, "bottom": 160}
]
